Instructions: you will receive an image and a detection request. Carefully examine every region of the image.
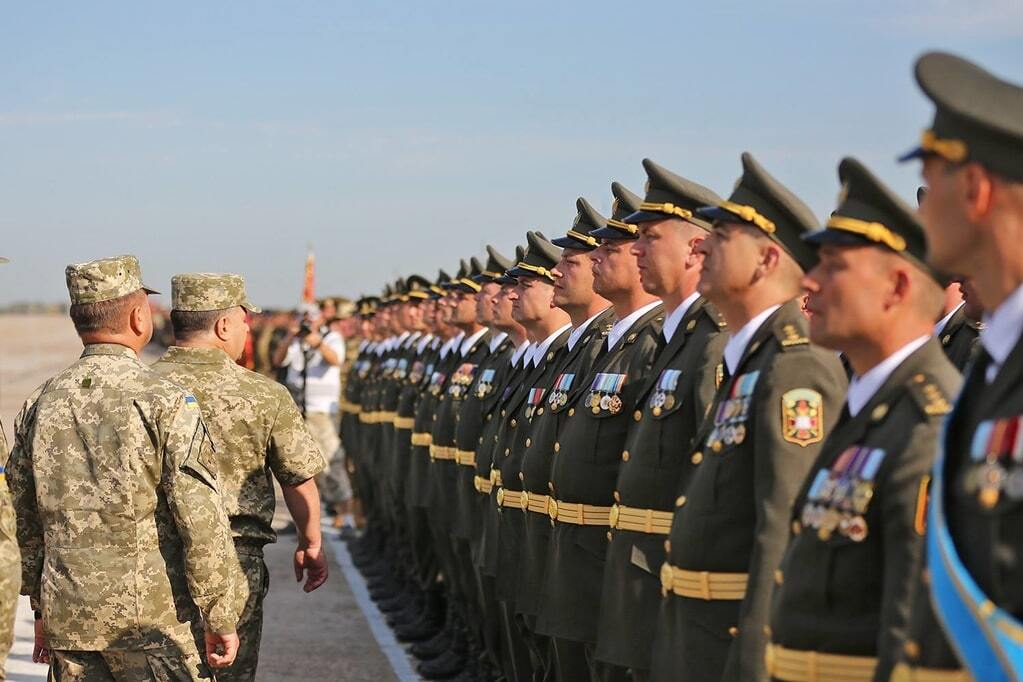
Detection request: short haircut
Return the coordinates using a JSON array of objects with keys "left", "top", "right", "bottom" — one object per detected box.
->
[
  {"left": 69, "top": 290, "right": 146, "bottom": 335},
  {"left": 170, "top": 308, "right": 230, "bottom": 340}
]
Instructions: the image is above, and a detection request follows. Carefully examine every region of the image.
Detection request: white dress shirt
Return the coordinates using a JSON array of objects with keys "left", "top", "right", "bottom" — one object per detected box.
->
[
  {"left": 723, "top": 304, "right": 781, "bottom": 375},
  {"left": 489, "top": 331, "right": 509, "bottom": 353},
  {"left": 846, "top": 335, "right": 930, "bottom": 417},
  {"left": 607, "top": 301, "right": 662, "bottom": 351},
  {"left": 531, "top": 324, "right": 573, "bottom": 367},
  {"left": 934, "top": 302, "right": 965, "bottom": 337},
  {"left": 516, "top": 342, "right": 536, "bottom": 367},
  {"left": 568, "top": 309, "right": 609, "bottom": 352},
  {"left": 981, "top": 283, "right": 1023, "bottom": 383},
  {"left": 460, "top": 328, "right": 489, "bottom": 356},
  {"left": 440, "top": 332, "right": 464, "bottom": 359},
  {"left": 663, "top": 292, "right": 701, "bottom": 343}
]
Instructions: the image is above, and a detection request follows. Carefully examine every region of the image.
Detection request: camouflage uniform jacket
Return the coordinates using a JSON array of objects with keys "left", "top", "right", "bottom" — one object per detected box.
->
[
  {"left": 5, "top": 343, "right": 238, "bottom": 651},
  {"left": 152, "top": 346, "right": 326, "bottom": 548}
]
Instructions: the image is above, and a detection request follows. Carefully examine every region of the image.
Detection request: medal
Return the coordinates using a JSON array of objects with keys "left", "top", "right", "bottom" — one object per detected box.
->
[
  {"left": 652, "top": 392, "right": 666, "bottom": 408},
  {"left": 664, "top": 394, "right": 676, "bottom": 410},
  {"left": 609, "top": 395, "right": 622, "bottom": 414},
  {"left": 733, "top": 423, "right": 746, "bottom": 445},
  {"left": 652, "top": 406, "right": 662, "bottom": 417},
  {"left": 599, "top": 395, "right": 611, "bottom": 411},
  {"left": 847, "top": 515, "right": 868, "bottom": 542},
  {"left": 978, "top": 461, "right": 1006, "bottom": 509}
]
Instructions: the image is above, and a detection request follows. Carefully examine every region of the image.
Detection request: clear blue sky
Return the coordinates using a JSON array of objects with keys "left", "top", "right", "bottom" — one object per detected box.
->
[{"left": 2, "top": 1, "right": 1021, "bottom": 307}]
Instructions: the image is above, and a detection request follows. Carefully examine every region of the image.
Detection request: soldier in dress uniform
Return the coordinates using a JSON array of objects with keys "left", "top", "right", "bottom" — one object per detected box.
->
[
  {"left": 0, "top": 256, "right": 17, "bottom": 681},
  {"left": 935, "top": 280, "right": 982, "bottom": 372},
  {"left": 898, "top": 52, "right": 1023, "bottom": 680},
  {"left": 517, "top": 198, "right": 615, "bottom": 681},
  {"left": 489, "top": 232, "right": 574, "bottom": 682},
  {"left": 765, "top": 158, "right": 961, "bottom": 682},
  {"left": 6, "top": 255, "right": 240, "bottom": 680},
  {"left": 151, "top": 273, "right": 329, "bottom": 681},
  {"left": 594, "top": 160, "right": 728, "bottom": 682},
  {"left": 650, "top": 154, "right": 848, "bottom": 682},
  {"left": 537, "top": 181, "right": 665, "bottom": 682}
]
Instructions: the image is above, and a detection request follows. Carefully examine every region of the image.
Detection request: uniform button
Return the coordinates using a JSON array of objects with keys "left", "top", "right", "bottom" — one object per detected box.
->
[
  {"left": 518, "top": 472, "right": 525, "bottom": 482},
  {"left": 691, "top": 451, "right": 704, "bottom": 465},
  {"left": 763, "top": 625, "right": 772, "bottom": 637},
  {"left": 921, "top": 569, "right": 930, "bottom": 586},
  {"left": 621, "top": 450, "right": 630, "bottom": 462},
  {"left": 511, "top": 419, "right": 518, "bottom": 428},
  {"left": 568, "top": 408, "right": 575, "bottom": 417},
  {"left": 479, "top": 437, "right": 484, "bottom": 444},
  {"left": 548, "top": 482, "right": 555, "bottom": 492},
  {"left": 554, "top": 442, "right": 561, "bottom": 453},
  {"left": 537, "top": 408, "right": 544, "bottom": 416},
  {"left": 675, "top": 495, "right": 687, "bottom": 508},
  {"left": 606, "top": 531, "right": 613, "bottom": 541},
  {"left": 664, "top": 540, "right": 671, "bottom": 554},
  {"left": 525, "top": 438, "right": 532, "bottom": 448},
  {"left": 487, "top": 414, "right": 492, "bottom": 421},
  {"left": 774, "top": 570, "right": 783, "bottom": 585},
  {"left": 903, "top": 640, "right": 920, "bottom": 660},
  {"left": 504, "top": 448, "right": 510, "bottom": 456},
  {"left": 494, "top": 435, "right": 498, "bottom": 443},
  {"left": 502, "top": 410, "right": 507, "bottom": 417},
  {"left": 613, "top": 491, "right": 621, "bottom": 503},
  {"left": 728, "top": 626, "right": 739, "bottom": 638},
  {"left": 633, "top": 410, "right": 642, "bottom": 422},
  {"left": 792, "top": 521, "right": 801, "bottom": 535}
]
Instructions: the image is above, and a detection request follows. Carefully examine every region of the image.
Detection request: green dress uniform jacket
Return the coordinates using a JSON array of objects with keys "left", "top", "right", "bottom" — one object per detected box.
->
[
  {"left": 651, "top": 300, "right": 848, "bottom": 682},
  {"left": 768, "top": 339, "right": 960, "bottom": 682},
  {"left": 493, "top": 330, "right": 571, "bottom": 602},
  {"left": 517, "top": 310, "right": 615, "bottom": 620},
  {"left": 595, "top": 298, "right": 727, "bottom": 672},
  {"left": 537, "top": 304, "right": 665, "bottom": 644},
  {"left": 939, "top": 305, "right": 981, "bottom": 372}
]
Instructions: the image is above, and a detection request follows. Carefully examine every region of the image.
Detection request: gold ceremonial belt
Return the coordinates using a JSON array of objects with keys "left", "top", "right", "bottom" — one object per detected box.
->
[
  {"left": 359, "top": 411, "right": 396, "bottom": 424},
  {"left": 889, "top": 663, "right": 969, "bottom": 682},
  {"left": 474, "top": 475, "right": 493, "bottom": 495},
  {"left": 524, "top": 492, "right": 550, "bottom": 515},
  {"left": 489, "top": 469, "right": 503, "bottom": 488},
  {"left": 358, "top": 411, "right": 374, "bottom": 423},
  {"left": 496, "top": 488, "right": 525, "bottom": 509},
  {"left": 610, "top": 504, "right": 673, "bottom": 535},
  {"left": 765, "top": 644, "right": 876, "bottom": 682},
  {"left": 340, "top": 400, "right": 362, "bottom": 414},
  {"left": 394, "top": 416, "right": 415, "bottom": 430},
  {"left": 411, "top": 432, "right": 433, "bottom": 447},
  {"left": 455, "top": 449, "right": 477, "bottom": 467},
  {"left": 659, "top": 565, "right": 748, "bottom": 600},
  {"left": 547, "top": 499, "right": 613, "bottom": 526},
  {"left": 429, "top": 445, "right": 458, "bottom": 461}
]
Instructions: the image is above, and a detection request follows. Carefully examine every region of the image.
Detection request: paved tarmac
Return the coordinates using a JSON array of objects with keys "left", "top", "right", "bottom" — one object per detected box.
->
[{"left": 0, "top": 315, "right": 419, "bottom": 681}]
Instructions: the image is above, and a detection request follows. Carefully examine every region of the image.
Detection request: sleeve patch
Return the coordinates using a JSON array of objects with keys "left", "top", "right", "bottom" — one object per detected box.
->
[{"left": 781, "top": 388, "right": 824, "bottom": 447}]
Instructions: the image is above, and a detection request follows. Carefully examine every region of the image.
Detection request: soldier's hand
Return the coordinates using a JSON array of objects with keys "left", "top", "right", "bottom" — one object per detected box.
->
[
  {"left": 32, "top": 618, "right": 50, "bottom": 664},
  {"left": 205, "top": 630, "right": 240, "bottom": 669},
  {"left": 294, "top": 543, "right": 329, "bottom": 592}
]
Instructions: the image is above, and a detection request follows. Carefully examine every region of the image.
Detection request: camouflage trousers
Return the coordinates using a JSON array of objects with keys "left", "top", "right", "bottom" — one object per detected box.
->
[
  {"left": 47, "top": 647, "right": 212, "bottom": 681},
  {"left": 0, "top": 536, "right": 19, "bottom": 681},
  {"left": 215, "top": 552, "right": 269, "bottom": 682},
  {"left": 305, "top": 411, "right": 353, "bottom": 505}
]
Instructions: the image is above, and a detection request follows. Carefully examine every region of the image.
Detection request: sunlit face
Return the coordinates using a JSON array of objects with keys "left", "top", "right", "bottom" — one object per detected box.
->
[
  {"left": 477, "top": 282, "right": 500, "bottom": 325},
  {"left": 589, "top": 239, "right": 641, "bottom": 299},
  {"left": 401, "top": 300, "right": 425, "bottom": 331},
  {"left": 802, "top": 244, "right": 889, "bottom": 351},
  {"left": 510, "top": 276, "right": 555, "bottom": 325},
  {"left": 491, "top": 283, "right": 517, "bottom": 328},
  {"left": 224, "top": 306, "right": 250, "bottom": 360},
  {"left": 448, "top": 289, "right": 478, "bottom": 326},
  {"left": 696, "top": 222, "right": 764, "bottom": 304},
  {"left": 631, "top": 218, "right": 702, "bottom": 297},
  {"left": 919, "top": 156, "right": 977, "bottom": 275},
  {"left": 551, "top": 248, "right": 596, "bottom": 309},
  {"left": 961, "top": 277, "right": 985, "bottom": 321}
]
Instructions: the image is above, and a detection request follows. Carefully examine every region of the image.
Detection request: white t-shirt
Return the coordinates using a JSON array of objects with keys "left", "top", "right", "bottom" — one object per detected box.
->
[{"left": 283, "top": 329, "right": 346, "bottom": 414}]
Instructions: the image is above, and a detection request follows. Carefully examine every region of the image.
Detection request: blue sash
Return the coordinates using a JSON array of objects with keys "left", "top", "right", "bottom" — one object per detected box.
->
[{"left": 929, "top": 414, "right": 1023, "bottom": 681}]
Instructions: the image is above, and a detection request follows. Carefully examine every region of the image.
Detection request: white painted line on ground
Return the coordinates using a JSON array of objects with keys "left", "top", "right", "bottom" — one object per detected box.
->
[{"left": 324, "top": 527, "right": 421, "bottom": 682}]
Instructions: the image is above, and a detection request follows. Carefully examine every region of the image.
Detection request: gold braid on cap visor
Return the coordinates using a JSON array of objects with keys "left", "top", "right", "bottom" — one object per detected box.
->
[
  {"left": 481, "top": 270, "right": 503, "bottom": 279},
  {"left": 717, "top": 201, "right": 777, "bottom": 234},
  {"left": 920, "top": 130, "right": 968, "bottom": 163},
  {"left": 566, "top": 230, "right": 598, "bottom": 247},
  {"left": 606, "top": 218, "right": 638, "bottom": 234},
  {"left": 825, "top": 216, "right": 907, "bottom": 252},
  {"left": 638, "top": 202, "right": 693, "bottom": 220},
  {"left": 458, "top": 278, "right": 482, "bottom": 292},
  {"left": 514, "top": 262, "right": 555, "bottom": 281}
]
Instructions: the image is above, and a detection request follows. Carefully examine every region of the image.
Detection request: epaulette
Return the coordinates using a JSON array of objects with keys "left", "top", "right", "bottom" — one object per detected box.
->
[
  {"left": 775, "top": 322, "right": 810, "bottom": 349},
  {"left": 907, "top": 372, "right": 954, "bottom": 417}
]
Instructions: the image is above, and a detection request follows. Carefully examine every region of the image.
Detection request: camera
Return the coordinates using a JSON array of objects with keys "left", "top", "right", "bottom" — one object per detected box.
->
[{"left": 297, "top": 320, "right": 313, "bottom": 338}]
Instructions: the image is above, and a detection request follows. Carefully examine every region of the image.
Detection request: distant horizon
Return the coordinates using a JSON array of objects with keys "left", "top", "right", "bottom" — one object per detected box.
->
[{"left": 2, "top": 2, "right": 1022, "bottom": 308}]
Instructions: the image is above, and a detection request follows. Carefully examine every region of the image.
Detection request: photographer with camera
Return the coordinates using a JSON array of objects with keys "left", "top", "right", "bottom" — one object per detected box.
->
[{"left": 273, "top": 299, "right": 354, "bottom": 529}]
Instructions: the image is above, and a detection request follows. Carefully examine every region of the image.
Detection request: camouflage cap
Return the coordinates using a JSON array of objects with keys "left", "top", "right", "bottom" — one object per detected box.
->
[
  {"left": 171, "top": 273, "right": 261, "bottom": 313},
  {"left": 65, "top": 254, "right": 159, "bottom": 305},
  {"left": 0, "top": 257, "right": 7, "bottom": 264}
]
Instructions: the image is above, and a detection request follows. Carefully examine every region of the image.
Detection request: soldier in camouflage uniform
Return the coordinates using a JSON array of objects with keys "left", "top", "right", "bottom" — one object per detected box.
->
[
  {"left": 0, "top": 260, "right": 18, "bottom": 680},
  {"left": 151, "top": 273, "right": 329, "bottom": 681},
  {"left": 5, "top": 255, "right": 239, "bottom": 681}
]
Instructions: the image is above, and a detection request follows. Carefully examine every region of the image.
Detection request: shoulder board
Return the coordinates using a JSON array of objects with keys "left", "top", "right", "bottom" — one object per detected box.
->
[
  {"left": 907, "top": 372, "right": 954, "bottom": 417},
  {"left": 775, "top": 322, "right": 810, "bottom": 350}
]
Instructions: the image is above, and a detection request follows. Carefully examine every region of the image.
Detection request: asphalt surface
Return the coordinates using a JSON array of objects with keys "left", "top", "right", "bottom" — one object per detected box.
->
[{"left": 0, "top": 315, "right": 416, "bottom": 681}]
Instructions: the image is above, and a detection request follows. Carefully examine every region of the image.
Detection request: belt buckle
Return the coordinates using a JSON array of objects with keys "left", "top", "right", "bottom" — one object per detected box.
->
[
  {"left": 609, "top": 503, "right": 620, "bottom": 529},
  {"left": 521, "top": 491, "right": 530, "bottom": 511},
  {"left": 660, "top": 562, "right": 673, "bottom": 597},
  {"left": 548, "top": 498, "right": 559, "bottom": 521}
]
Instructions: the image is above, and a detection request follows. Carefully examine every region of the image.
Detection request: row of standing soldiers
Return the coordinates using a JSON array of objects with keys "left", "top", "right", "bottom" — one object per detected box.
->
[{"left": 338, "top": 50, "right": 1023, "bottom": 682}]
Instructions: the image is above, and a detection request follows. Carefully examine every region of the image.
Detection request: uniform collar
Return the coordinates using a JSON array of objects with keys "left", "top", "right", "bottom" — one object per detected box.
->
[
  {"left": 607, "top": 300, "right": 662, "bottom": 350},
  {"left": 723, "top": 304, "right": 782, "bottom": 375},
  {"left": 981, "top": 282, "right": 1023, "bottom": 378},
  {"left": 489, "top": 330, "right": 509, "bottom": 353},
  {"left": 934, "top": 301, "right": 965, "bottom": 336},
  {"left": 846, "top": 335, "right": 930, "bottom": 417},
  {"left": 160, "top": 346, "right": 232, "bottom": 365},
  {"left": 568, "top": 308, "right": 609, "bottom": 352},
  {"left": 531, "top": 324, "right": 572, "bottom": 367},
  {"left": 663, "top": 292, "right": 701, "bottom": 343},
  {"left": 460, "top": 328, "right": 488, "bottom": 356},
  {"left": 81, "top": 343, "right": 139, "bottom": 360}
]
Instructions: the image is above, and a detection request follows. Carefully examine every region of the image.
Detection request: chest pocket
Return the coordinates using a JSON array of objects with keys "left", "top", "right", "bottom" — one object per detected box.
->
[{"left": 647, "top": 368, "right": 684, "bottom": 420}]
